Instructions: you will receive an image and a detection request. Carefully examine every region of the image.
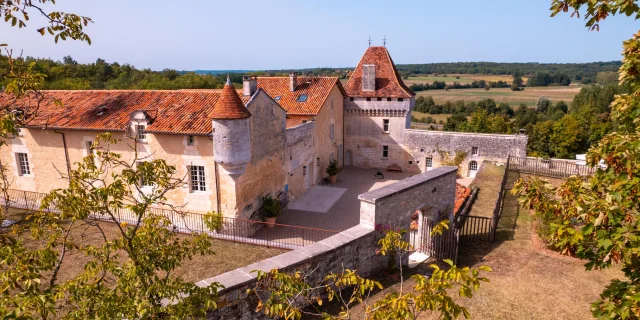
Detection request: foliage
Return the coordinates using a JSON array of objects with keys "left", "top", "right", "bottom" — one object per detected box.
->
[
  {"left": 596, "top": 71, "right": 619, "bottom": 85},
  {"left": 458, "top": 109, "right": 512, "bottom": 134},
  {"left": 326, "top": 159, "right": 339, "bottom": 176},
  {"left": 249, "top": 227, "right": 490, "bottom": 320},
  {"left": 204, "top": 211, "right": 224, "bottom": 232},
  {"left": 515, "top": 2, "right": 640, "bottom": 317},
  {"left": 262, "top": 195, "right": 282, "bottom": 218}
]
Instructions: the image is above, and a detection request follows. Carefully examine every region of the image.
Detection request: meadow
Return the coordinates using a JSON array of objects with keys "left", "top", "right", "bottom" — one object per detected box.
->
[
  {"left": 415, "top": 86, "right": 582, "bottom": 108},
  {"left": 404, "top": 74, "right": 525, "bottom": 85}
]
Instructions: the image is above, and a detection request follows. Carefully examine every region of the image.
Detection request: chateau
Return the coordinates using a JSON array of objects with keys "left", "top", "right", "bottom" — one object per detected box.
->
[{"left": 0, "top": 46, "right": 527, "bottom": 220}]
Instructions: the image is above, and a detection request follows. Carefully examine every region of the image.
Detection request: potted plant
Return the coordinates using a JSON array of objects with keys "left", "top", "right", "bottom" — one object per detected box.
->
[
  {"left": 326, "top": 159, "right": 339, "bottom": 184},
  {"left": 262, "top": 195, "right": 282, "bottom": 228}
]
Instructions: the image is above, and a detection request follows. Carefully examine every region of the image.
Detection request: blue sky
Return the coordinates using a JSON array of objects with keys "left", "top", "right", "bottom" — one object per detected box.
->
[{"left": 3, "top": 0, "right": 638, "bottom": 70}]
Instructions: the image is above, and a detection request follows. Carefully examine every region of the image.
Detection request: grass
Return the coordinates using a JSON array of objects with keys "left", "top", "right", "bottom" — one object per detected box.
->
[
  {"left": 468, "top": 162, "right": 506, "bottom": 218},
  {"left": 410, "top": 112, "right": 452, "bottom": 123},
  {"left": 320, "top": 170, "right": 621, "bottom": 319},
  {"left": 4, "top": 209, "right": 286, "bottom": 283},
  {"left": 405, "top": 74, "right": 524, "bottom": 85},
  {"left": 416, "top": 86, "right": 582, "bottom": 108}
]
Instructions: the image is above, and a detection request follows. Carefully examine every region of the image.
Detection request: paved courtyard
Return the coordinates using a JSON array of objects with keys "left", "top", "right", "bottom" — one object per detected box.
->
[{"left": 278, "top": 167, "right": 413, "bottom": 231}]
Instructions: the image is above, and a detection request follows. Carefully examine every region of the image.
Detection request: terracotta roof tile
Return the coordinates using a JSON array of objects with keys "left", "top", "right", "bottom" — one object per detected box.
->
[
  {"left": 208, "top": 79, "right": 252, "bottom": 120},
  {"left": 256, "top": 76, "right": 345, "bottom": 115},
  {"left": 0, "top": 90, "right": 249, "bottom": 135},
  {"left": 343, "top": 46, "right": 415, "bottom": 98}
]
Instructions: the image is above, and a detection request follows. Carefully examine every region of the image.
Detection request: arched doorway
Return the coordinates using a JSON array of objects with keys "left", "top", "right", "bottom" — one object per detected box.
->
[
  {"left": 468, "top": 160, "right": 478, "bottom": 178},
  {"left": 345, "top": 150, "right": 352, "bottom": 166}
]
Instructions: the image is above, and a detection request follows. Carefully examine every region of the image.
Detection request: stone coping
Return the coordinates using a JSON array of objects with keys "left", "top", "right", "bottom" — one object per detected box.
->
[
  {"left": 405, "top": 129, "right": 527, "bottom": 139},
  {"left": 196, "top": 224, "right": 374, "bottom": 292},
  {"left": 358, "top": 166, "right": 457, "bottom": 204}
]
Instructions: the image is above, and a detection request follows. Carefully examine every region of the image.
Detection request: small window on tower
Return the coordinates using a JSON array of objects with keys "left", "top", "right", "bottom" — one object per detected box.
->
[
  {"left": 387, "top": 98, "right": 392, "bottom": 101},
  {"left": 377, "top": 97, "right": 382, "bottom": 101},
  {"left": 349, "top": 97, "right": 354, "bottom": 101},
  {"left": 296, "top": 94, "right": 308, "bottom": 102},
  {"left": 398, "top": 98, "right": 404, "bottom": 102},
  {"left": 366, "top": 97, "right": 371, "bottom": 101},
  {"left": 382, "top": 146, "right": 389, "bottom": 158},
  {"left": 383, "top": 119, "right": 390, "bottom": 133},
  {"left": 187, "top": 135, "right": 195, "bottom": 146}
]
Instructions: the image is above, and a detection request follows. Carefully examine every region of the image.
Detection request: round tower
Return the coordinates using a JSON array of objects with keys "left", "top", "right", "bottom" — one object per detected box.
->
[{"left": 209, "top": 77, "right": 252, "bottom": 178}]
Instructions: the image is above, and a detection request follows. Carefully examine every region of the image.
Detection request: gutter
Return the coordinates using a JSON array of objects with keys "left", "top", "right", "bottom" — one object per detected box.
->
[{"left": 53, "top": 129, "right": 72, "bottom": 178}]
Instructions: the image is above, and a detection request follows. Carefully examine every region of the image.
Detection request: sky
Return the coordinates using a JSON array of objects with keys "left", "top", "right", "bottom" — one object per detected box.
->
[{"left": 2, "top": 0, "right": 639, "bottom": 70}]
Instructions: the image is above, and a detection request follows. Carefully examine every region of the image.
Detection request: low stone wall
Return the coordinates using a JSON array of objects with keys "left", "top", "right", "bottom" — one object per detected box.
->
[
  {"left": 403, "top": 130, "right": 528, "bottom": 176},
  {"left": 200, "top": 166, "right": 458, "bottom": 319}
]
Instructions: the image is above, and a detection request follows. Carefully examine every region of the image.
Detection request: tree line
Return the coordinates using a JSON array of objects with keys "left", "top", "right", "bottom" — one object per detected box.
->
[{"left": 409, "top": 79, "right": 510, "bottom": 92}]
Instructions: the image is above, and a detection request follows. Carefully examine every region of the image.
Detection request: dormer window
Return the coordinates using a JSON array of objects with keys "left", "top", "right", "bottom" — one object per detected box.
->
[
  {"left": 95, "top": 105, "right": 108, "bottom": 116},
  {"left": 136, "top": 124, "right": 146, "bottom": 141},
  {"left": 296, "top": 94, "right": 308, "bottom": 102}
]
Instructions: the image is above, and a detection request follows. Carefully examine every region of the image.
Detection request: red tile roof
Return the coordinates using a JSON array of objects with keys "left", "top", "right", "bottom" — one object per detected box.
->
[
  {"left": 0, "top": 90, "right": 249, "bottom": 135},
  {"left": 343, "top": 46, "right": 415, "bottom": 98},
  {"left": 256, "top": 76, "right": 345, "bottom": 115},
  {"left": 208, "top": 80, "right": 252, "bottom": 120}
]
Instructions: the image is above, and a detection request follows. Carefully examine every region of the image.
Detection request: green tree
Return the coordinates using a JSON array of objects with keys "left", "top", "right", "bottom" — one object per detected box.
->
[
  {"left": 511, "top": 74, "right": 523, "bottom": 91},
  {"left": 527, "top": 120, "right": 554, "bottom": 157},
  {"left": 596, "top": 71, "right": 619, "bottom": 85},
  {"left": 549, "top": 115, "right": 583, "bottom": 158},
  {"left": 516, "top": 1, "right": 640, "bottom": 318}
]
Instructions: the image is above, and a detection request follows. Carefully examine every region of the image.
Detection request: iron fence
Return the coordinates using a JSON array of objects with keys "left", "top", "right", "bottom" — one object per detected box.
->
[{"left": 1, "top": 189, "right": 337, "bottom": 249}]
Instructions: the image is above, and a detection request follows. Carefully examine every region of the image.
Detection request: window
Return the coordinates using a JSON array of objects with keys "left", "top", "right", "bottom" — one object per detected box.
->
[
  {"left": 317, "top": 157, "right": 320, "bottom": 166},
  {"left": 85, "top": 141, "right": 93, "bottom": 155},
  {"left": 469, "top": 161, "right": 478, "bottom": 171},
  {"left": 16, "top": 128, "right": 23, "bottom": 137},
  {"left": 296, "top": 94, "right": 308, "bottom": 102},
  {"left": 349, "top": 97, "right": 354, "bottom": 101},
  {"left": 366, "top": 97, "right": 371, "bottom": 101},
  {"left": 16, "top": 153, "right": 30, "bottom": 176},
  {"left": 408, "top": 160, "right": 413, "bottom": 165},
  {"left": 330, "top": 123, "right": 335, "bottom": 141},
  {"left": 136, "top": 124, "right": 146, "bottom": 141},
  {"left": 138, "top": 162, "right": 152, "bottom": 187},
  {"left": 187, "top": 135, "right": 195, "bottom": 146},
  {"left": 426, "top": 157, "right": 433, "bottom": 169},
  {"left": 398, "top": 98, "right": 404, "bottom": 102},
  {"left": 471, "top": 147, "right": 479, "bottom": 155},
  {"left": 274, "top": 96, "right": 281, "bottom": 102},
  {"left": 387, "top": 98, "right": 392, "bottom": 102},
  {"left": 383, "top": 119, "right": 390, "bottom": 132},
  {"left": 382, "top": 145, "right": 389, "bottom": 158},
  {"left": 189, "top": 165, "right": 206, "bottom": 192},
  {"left": 303, "top": 166, "right": 307, "bottom": 175},
  {"left": 377, "top": 97, "right": 382, "bottom": 101}
]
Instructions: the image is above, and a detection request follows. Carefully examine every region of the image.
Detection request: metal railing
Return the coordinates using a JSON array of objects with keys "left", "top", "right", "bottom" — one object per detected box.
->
[
  {"left": 1, "top": 189, "right": 337, "bottom": 250},
  {"left": 507, "top": 155, "right": 596, "bottom": 178}
]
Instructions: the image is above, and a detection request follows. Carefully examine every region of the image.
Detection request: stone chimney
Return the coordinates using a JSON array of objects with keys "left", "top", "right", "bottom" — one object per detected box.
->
[
  {"left": 242, "top": 76, "right": 257, "bottom": 96},
  {"left": 289, "top": 72, "right": 298, "bottom": 92},
  {"left": 362, "top": 64, "right": 376, "bottom": 91}
]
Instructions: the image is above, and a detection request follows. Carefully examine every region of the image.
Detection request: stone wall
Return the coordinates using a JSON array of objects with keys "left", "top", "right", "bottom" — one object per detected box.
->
[
  {"left": 285, "top": 121, "right": 316, "bottom": 201},
  {"left": 403, "top": 130, "right": 528, "bottom": 177},
  {"left": 200, "top": 167, "right": 457, "bottom": 319}
]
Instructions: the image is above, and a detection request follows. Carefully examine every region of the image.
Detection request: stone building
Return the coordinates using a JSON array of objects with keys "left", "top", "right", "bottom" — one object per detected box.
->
[{"left": 0, "top": 45, "right": 526, "bottom": 219}]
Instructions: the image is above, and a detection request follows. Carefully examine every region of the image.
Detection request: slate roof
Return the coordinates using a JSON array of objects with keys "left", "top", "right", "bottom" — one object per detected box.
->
[
  {"left": 0, "top": 90, "right": 249, "bottom": 135},
  {"left": 343, "top": 46, "right": 415, "bottom": 98},
  {"left": 256, "top": 76, "right": 345, "bottom": 115}
]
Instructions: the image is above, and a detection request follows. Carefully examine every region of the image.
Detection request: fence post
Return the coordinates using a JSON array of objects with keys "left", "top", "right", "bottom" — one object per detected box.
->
[{"left": 23, "top": 191, "right": 29, "bottom": 210}]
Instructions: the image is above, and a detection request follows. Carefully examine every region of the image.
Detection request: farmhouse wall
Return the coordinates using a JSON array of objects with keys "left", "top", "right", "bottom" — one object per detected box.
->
[{"left": 284, "top": 121, "right": 316, "bottom": 201}]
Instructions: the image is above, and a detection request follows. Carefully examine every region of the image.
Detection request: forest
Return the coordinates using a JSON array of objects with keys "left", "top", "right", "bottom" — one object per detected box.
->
[{"left": 413, "top": 83, "right": 626, "bottom": 158}]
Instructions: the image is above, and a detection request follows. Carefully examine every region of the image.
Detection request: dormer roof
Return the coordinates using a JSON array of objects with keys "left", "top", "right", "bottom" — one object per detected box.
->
[
  {"left": 208, "top": 77, "right": 252, "bottom": 120},
  {"left": 344, "top": 46, "right": 415, "bottom": 98}
]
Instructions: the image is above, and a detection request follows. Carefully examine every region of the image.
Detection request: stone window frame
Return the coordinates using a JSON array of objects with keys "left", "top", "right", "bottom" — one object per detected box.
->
[{"left": 382, "top": 145, "right": 389, "bottom": 159}]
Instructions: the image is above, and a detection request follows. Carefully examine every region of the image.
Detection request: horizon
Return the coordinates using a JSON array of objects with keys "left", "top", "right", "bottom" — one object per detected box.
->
[{"left": 3, "top": 1, "right": 637, "bottom": 71}]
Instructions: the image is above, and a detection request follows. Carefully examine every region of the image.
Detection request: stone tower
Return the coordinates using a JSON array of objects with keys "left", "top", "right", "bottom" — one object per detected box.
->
[{"left": 209, "top": 77, "right": 253, "bottom": 178}]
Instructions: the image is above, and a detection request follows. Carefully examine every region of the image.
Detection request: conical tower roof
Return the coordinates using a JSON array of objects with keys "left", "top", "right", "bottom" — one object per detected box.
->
[{"left": 208, "top": 77, "right": 252, "bottom": 120}]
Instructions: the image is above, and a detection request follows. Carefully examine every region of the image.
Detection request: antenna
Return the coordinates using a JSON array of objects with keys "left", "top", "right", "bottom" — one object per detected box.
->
[
  {"left": 368, "top": 35, "right": 372, "bottom": 47},
  {"left": 383, "top": 35, "right": 387, "bottom": 47}
]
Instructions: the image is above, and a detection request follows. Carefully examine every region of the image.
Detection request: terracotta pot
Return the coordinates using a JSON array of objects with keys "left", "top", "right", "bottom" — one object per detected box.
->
[
  {"left": 265, "top": 217, "right": 276, "bottom": 228},
  {"left": 330, "top": 175, "right": 337, "bottom": 184}
]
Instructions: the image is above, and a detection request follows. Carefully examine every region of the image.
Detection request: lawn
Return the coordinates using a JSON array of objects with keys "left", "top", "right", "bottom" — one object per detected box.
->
[
  {"left": 320, "top": 170, "right": 621, "bottom": 319},
  {"left": 468, "top": 162, "right": 506, "bottom": 218},
  {"left": 416, "top": 86, "right": 582, "bottom": 108},
  {"left": 4, "top": 209, "right": 287, "bottom": 283}
]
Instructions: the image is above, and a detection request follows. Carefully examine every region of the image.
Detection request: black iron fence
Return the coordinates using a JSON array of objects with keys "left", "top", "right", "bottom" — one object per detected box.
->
[{"left": 1, "top": 189, "right": 337, "bottom": 250}]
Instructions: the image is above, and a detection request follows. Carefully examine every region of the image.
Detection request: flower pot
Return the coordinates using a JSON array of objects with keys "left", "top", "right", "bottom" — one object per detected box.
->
[
  {"left": 265, "top": 217, "right": 276, "bottom": 228},
  {"left": 330, "top": 175, "right": 337, "bottom": 184}
]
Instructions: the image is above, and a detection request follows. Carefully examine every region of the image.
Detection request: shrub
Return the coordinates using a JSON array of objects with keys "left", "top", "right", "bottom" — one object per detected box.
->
[
  {"left": 326, "top": 159, "right": 339, "bottom": 176},
  {"left": 262, "top": 195, "right": 282, "bottom": 218}
]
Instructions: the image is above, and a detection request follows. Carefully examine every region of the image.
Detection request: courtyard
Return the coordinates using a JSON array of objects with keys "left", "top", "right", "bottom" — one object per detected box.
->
[{"left": 278, "top": 166, "right": 413, "bottom": 231}]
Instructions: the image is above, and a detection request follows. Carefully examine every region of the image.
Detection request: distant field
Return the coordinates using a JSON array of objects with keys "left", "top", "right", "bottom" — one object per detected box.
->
[
  {"left": 416, "top": 86, "right": 582, "bottom": 107},
  {"left": 405, "top": 74, "right": 525, "bottom": 85},
  {"left": 410, "top": 112, "right": 452, "bottom": 123}
]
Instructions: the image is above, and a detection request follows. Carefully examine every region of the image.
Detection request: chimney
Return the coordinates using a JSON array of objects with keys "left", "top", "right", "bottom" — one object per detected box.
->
[
  {"left": 242, "top": 75, "right": 257, "bottom": 96},
  {"left": 362, "top": 64, "right": 376, "bottom": 91},
  {"left": 289, "top": 72, "right": 298, "bottom": 92}
]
